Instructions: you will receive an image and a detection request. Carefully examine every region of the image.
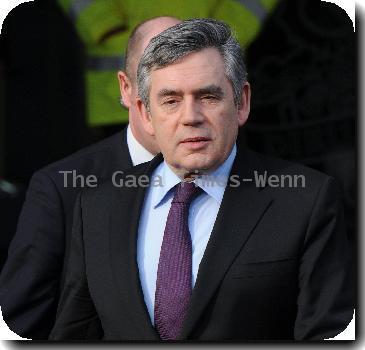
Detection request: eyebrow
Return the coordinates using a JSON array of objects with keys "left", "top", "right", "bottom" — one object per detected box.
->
[
  {"left": 157, "top": 88, "right": 183, "bottom": 99},
  {"left": 156, "top": 85, "right": 224, "bottom": 100}
]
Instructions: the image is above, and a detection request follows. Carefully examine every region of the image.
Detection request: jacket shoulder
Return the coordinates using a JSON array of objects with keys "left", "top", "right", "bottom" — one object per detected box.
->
[
  {"left": 44, "top": 131, "right": 126, "bottom": 172},
  {"left": 245, "top": 149, "right": 331, "bottom": 184},
  {"left": 238, "top": 148, "right": 340, "bottom": 204},
  {"left": 30, "top": 131, "right": 130, "bottom": 189}
]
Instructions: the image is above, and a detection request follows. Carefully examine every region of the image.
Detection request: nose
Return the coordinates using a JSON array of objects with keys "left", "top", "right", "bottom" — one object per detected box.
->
[{"left": 180, "top": 98, "right": 205, "bottom": 126}]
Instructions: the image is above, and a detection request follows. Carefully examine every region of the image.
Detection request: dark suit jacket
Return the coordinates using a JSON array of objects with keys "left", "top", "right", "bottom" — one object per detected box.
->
[
  {"left": 49, "top": 147, "right": 353, "bottom": 341},
  {"left": 0, "top": 129, "right": 132, "bottom": 339}
]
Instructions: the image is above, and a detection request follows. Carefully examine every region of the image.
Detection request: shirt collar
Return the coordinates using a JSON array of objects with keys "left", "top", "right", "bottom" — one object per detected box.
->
[
  {"left": 126, "top": 124, "right": 155, "bottom": 166},
  {"left": 152, "top": 144, "right": 237, "bottom": 208}
]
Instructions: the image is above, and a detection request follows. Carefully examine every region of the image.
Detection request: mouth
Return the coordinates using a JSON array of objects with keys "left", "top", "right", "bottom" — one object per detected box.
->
[{"left": 180, "top": 137, "right": 211, "bottom": 150}]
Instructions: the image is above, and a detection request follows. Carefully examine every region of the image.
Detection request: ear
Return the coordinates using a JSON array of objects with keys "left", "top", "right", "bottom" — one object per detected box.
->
[
  {"left": 136, "top": 97, "right": 155, "bottom": 136},
  {"left": 237, "top": 82, "right": 251, "bottom": 127},
  {"left": 117, "top": 71, "right": 133, "bottom": 108}
]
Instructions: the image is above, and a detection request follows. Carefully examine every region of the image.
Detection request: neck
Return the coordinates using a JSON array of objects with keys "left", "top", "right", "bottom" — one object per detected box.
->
[
  {"left": 129, "top": 118, "right": 159, "bottom": 155},
  {"left": 165, "top": 163, "right": 207, "bottom": 182}
]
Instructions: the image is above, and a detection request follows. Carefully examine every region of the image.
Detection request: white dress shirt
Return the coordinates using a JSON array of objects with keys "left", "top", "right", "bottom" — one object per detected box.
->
[
  {"left": 126, "top": 124, "right": 155, "bottom": 166},
  {"left": 137, "top": 144, "right": 237, "bottom": 324}
]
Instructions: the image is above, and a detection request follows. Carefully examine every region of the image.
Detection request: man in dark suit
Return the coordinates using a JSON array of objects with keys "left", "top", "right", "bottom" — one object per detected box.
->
[
  {"left": 49, "top": 19, "right": 353, "bottom": 341},
  {"left": 0, "top": 16, "right": 181, "bottom": 339}
]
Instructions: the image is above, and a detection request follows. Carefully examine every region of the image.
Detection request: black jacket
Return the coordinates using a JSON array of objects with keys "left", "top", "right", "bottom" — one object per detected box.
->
[
  {"left": 0, "top": 129, "right": 132, "bottom": 339},
  {"left": 49, "top": 147, "right": 353, "bottom": 341}
]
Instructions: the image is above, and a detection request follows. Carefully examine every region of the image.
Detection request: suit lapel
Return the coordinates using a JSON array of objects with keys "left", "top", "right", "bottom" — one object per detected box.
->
[
  {"left": 108, "top": 148, "right": 273, "bottom": 340},
  {"left": 180, "top": 149, "right": 273, "bottom": 339},
  {"left": 109, "top": 154, "right": 163, "bottom": 340}
]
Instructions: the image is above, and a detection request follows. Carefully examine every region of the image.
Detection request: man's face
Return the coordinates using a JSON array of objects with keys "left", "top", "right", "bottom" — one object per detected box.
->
[{"left": 140, "top": 48, "right": 250, "bottom": 176}]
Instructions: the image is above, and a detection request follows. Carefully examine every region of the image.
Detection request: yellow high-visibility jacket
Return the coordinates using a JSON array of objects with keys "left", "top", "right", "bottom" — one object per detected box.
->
[{"left": 58, "top": 0, "right": 279, "bottom": 126}]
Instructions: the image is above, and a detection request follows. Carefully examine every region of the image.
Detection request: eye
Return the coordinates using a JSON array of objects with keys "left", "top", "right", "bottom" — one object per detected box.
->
[
  {"left": 161, "top": 98, "right": 180, "bottom": 111},
  {"left": 162, "top": 98, "right": 180, "bottom": 106},
  {"left": 165, "top": 99, "right": 177, "bottom": 105},
  {"left": 201, "top": 95, "right": 219, "bottom": 102}
]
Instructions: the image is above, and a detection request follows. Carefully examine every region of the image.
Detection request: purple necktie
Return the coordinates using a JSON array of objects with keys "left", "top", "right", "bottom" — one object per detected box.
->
[{"left": 154, "top": 181, "right": 202, "bottom": 340}]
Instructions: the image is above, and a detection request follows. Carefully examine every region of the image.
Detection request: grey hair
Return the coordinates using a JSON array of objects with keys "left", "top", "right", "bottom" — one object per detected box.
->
[{"left": 137, "top": 18, "right": 248, "bottom": 111}]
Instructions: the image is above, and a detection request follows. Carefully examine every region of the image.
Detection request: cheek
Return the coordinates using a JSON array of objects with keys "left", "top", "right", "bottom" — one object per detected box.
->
[
  {"left": 214, "top": 111, "right": 234, "bottom": 133},
  {"left": 153, "top": 113, "right": 178, "bottom": 135},
  {"left": 214, "top": 112, "right": 239, "bottom": 143},
  {"left": 152, "top": 119, "right": 176, "bottom": 152}
]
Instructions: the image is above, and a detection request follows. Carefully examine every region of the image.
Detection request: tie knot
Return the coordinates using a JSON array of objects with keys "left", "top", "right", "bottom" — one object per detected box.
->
[{"left": 172, "top": 181, "right": 202, "bottom": 205}]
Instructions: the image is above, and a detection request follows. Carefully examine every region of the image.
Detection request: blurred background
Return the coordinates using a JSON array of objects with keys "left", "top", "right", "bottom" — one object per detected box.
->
[{"left": 0, "top": 0, "right": 356, "bottom": 271}]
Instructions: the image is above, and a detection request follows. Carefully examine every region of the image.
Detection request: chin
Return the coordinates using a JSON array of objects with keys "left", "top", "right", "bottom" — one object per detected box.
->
[{"left": 181, "top": 156, "right": 215, "bottom": 173}]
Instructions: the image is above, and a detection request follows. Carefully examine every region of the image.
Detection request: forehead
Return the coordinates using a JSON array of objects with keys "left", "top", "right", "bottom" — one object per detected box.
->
[
  {"left": 129, "top": 19, "right": 181, "bottom": 72},
  {"left": 139, "top": 18, "right": 181, "bottom": 51},
  {"left": 150, "top": 48, "right": 229, "bottom": 93}
]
